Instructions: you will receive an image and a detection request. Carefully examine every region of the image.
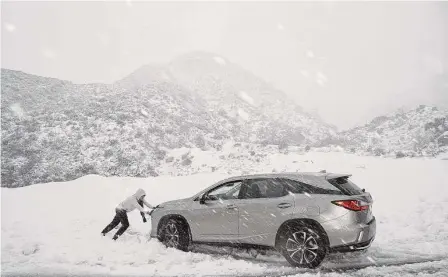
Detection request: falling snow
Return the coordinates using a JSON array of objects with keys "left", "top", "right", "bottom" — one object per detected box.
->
[
  {"left": 300, "top": 70, "right": 310, "bottom": 79},
  {"left": 42, "top": 48, "right": 57, "bottom": 59},
  {"left": 239, "top": 91, "right": 255, "bottom": 106},
  {"left": 316, "top": 72, "right": 328, "bottom": 87},
  {"left": 9, "top": 103, "right": 25, "bottom": 118},
  {"left": 238, "top": 108, "right": 250, "bottom": 121},
  {"left": 140, "top": 109, "right": 149, "bottom": 117},
  {"left": 4, "top": 23, "right": 16, "bottom": 32},
  {"left": 213, "top": 56, "right": 226, "bottom": 66}
]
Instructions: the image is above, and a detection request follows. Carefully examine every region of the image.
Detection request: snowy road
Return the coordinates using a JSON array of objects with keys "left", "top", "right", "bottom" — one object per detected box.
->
[{"left": 2, "top": 152, "right": 448, "bottom": 276}]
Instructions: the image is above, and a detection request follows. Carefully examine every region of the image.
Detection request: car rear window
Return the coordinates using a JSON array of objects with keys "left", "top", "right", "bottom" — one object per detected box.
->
[
  {"left": 280, "top": 178, "right": 343, "bottom": 195},
  {"left": 327, "top": 177, "right": 363, "bottom": 195}
]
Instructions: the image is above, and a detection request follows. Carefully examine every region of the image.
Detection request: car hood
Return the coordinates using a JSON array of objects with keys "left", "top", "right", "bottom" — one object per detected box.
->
[{"left": 159, "top": 197, "right": 192, "bottom": 208}]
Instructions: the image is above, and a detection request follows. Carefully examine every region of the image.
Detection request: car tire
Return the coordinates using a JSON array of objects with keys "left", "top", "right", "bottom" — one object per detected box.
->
[
  {"left": 160, "top": 218, "right": 190, "bottom": 251},
  {"left": 277, "top": 223, "right": 327, "bottom": 268}
]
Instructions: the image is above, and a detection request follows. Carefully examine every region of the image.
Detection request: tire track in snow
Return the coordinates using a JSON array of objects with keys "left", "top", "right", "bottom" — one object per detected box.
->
[{"left": 190, "top": 243, "right": 448, "bottom": 276}]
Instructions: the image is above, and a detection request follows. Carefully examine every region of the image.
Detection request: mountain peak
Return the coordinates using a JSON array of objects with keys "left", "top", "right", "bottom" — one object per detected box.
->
[
  {"left": 172, "top": 51, "right": 229, "bottom": 63},
  {"left": 116, "top": 64, "right": 171, "bottom": 89}
]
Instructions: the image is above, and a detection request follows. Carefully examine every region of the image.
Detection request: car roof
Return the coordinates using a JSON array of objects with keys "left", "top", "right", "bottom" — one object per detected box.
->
[
  {"left": 221, "top": 172, "right": 351, "bottom": 182},
  {"left": 191, "top": 171, "right": 353, "bottom": 199}
]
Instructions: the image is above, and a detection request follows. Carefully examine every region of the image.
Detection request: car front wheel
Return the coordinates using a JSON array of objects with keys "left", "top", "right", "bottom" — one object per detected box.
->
[
  {"left": 278, "top": 223, "right": 327, "bottom": 268},
  {"left": 160, "top": 218, "right": 190, "bottom": 251}
]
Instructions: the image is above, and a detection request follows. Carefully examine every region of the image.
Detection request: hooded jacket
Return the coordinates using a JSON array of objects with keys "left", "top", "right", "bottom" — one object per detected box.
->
[{"left": 117, "top": 188, "right": 153, "bottom": 213}]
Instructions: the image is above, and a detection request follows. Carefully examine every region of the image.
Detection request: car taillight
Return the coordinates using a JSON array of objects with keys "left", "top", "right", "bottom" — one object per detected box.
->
[{"left": 332, "top": 200, "right": 369, "bottom": 211}]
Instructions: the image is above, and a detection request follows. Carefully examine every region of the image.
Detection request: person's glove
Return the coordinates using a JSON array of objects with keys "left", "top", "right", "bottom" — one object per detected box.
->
[{"left": 140, "top": 212, "right": 147, "bottom": 223}]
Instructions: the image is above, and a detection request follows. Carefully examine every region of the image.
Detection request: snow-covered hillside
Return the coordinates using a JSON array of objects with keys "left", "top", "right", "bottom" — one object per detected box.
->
[
  {"left": 118, "top": 52, "right": 336, "bottom": 145},
  {"left": 317, "top": 105, "right": 448, "bottom": 157},
  {"left": 167, "top": 52, "right": 336, "bottom": 143},
  {"left": 1, "top": 53, "right": 334, "bottom": 188},
  {"left": 1, "top": 69, "right": 229, "bottom": 187},
  {"left": 2, "top": 152, "right": 448, "bottom": 276}
]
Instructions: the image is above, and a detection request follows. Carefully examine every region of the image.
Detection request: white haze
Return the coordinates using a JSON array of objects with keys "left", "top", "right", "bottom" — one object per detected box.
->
[{"left": 1, "top": 1, "right": 447, "bottom": 129}]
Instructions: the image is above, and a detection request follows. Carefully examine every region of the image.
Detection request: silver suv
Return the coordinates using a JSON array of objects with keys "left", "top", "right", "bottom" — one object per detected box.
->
[{"left": 150, "top": 172, "right": 376, "bottom": 268}]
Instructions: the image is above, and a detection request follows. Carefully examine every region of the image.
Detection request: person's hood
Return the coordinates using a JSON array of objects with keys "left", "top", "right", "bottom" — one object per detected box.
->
[{"left": 134, "top": 188, "right": 146, "bottom": 200}]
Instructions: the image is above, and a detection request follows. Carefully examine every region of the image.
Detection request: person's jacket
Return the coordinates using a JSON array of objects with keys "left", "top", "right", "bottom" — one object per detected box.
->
[{"left": 116, "top": 188, "right": 153, "bottom": 213}]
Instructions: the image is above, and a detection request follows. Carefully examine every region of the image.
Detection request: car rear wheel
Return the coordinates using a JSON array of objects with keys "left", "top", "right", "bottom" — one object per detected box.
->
[
  {"left": 160, "top": 218, "right": 190, "bottom": 251},
  {"left": 278, "top": 223, "right": 327, "bottom": 268}
]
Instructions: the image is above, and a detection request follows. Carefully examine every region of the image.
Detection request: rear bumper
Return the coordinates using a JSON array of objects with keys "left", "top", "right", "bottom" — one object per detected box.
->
[
  {"left": 330, "top": 237, "right": 374, "bottom": 253},
  {"left": 326, "top": 216, "right": 376, "bottom": 252}
]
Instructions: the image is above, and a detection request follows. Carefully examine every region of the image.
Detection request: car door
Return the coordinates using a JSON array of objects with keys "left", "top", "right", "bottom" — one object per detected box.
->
[
  {"left": 237, "top": 178, "right": 294, "bottom": 246},
  {"left": 189, "top": 180, "right": 242, "bottom": 243}
]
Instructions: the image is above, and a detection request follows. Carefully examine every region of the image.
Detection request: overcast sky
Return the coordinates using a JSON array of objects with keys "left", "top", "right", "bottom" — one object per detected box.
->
[{"left": 2, "top": 1, "right": 447, "bottom": 129}]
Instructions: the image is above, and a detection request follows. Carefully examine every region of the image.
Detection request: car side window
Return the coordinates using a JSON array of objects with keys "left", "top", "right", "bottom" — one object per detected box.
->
[
  {"left": 280, "top": 178, "right": 313, "bottom": 194},
  {"left": 207, "top": 181, "right": 242, "bottom": 200},
  {"left": 241, "top": 178, "right": 287, "bottom": 199},
  {"left": 280, "top": 178, "right": 343, "bottom": 195}
]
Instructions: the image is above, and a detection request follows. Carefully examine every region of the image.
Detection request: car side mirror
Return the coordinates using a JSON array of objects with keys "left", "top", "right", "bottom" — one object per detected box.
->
[
  {"left": 200, "top": 194, "right": 218, "bottom": 204},
  {"left": 199, "top": 194, "right": 207, "bottom": 204}
]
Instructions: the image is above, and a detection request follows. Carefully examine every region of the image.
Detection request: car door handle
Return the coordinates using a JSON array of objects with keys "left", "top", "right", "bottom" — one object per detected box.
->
[
  {"left": 277, "top": 203, "right": 292, "bottom": 209},
  {"left": 226, "top": 204, "right": 237, "bottom": 210}
]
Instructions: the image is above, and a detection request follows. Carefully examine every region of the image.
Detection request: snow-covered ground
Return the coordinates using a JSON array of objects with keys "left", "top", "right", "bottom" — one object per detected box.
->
[{"left": 2, "top": 152, "right": 448, "bottom": 276}]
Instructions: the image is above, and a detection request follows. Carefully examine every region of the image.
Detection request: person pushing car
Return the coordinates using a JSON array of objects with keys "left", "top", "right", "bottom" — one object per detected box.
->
[{"left": 101, "top": 188, "right": 153, "bottom": 240}]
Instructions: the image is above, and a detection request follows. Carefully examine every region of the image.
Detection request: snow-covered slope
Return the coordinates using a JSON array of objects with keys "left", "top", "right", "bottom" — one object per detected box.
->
[
  {"left": 1, "top": 52, "right": 335, "bottom": 188},
  {"left": 117, "top": 52, "right": 336, "bottom": 145},
  {"left": 1, "top": 69, "right": 231, "bottom": 187},
  {"left": 317, "top": 105, "right": 448, "bottom": 157},
  {"left": 2, "top": 152, "right": 448, "bottom": 276},
  {"left": 167, "top": 52, "right": 336, "bottom": 144}
]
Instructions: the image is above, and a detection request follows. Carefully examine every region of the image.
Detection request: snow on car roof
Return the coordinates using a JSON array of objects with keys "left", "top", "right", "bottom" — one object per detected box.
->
[
  {"left": 219, "top": 172, "right": 352, "bottom": 191},
  {"left": 227, "top": 171, "right": 349, "bottom": 180}
]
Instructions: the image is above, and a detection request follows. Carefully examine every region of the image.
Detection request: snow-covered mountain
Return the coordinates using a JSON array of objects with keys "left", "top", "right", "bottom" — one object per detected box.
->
[
  {"left": 168, "top": 52, "right": 336, "bottom": 142},
  {"left": 317, "top": 105, "right": 448, "bottom": 157},
  {"left": 1, "top": 53, "right": 334, "bottom": 187},
  {"left": 120, "top": 52, "right": 336, "bottom": 145}
]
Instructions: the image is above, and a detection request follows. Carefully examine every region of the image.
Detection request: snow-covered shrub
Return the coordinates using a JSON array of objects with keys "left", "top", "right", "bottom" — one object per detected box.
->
[
  {"left": 373, "top": 147, "right": 386, "bottom": 156},
  {"left": 181, "top": 158, "right": 192, "bottom": 166},
  {"left": 278, "top": 141, "right": 289, "bottom": 154}
]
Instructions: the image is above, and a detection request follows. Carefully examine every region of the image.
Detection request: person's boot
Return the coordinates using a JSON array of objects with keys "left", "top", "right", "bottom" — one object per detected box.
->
[{"left": 112, "top": 234, "right": 119, "bottom": 241}]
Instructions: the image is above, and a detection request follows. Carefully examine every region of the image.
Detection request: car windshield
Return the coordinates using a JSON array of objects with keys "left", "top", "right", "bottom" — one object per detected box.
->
[
  {"left": 223, "top": 182, "right": 242, "bottom": 199},
  {"left": 207, "top": 181, "right": 242, "bottom": 200}
]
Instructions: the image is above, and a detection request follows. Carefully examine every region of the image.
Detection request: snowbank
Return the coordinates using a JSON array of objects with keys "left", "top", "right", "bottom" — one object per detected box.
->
[{"left": 2, "top": 152, "right": 448, "bottom": 276}]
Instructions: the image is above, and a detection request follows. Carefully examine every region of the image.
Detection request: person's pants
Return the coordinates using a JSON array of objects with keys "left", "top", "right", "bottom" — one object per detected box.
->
[{"left": 101, "top": 208, "right": 129, "bottom": 239}]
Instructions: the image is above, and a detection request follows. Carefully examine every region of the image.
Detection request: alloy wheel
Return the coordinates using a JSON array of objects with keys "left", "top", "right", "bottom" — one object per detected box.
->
[
  {"left": 164, "top": 222, "right": 179, "bottom": 248},
  {"left": 285, "top": 231, "right": 319, "bottom": 265}
]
